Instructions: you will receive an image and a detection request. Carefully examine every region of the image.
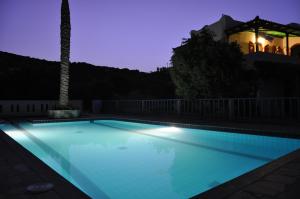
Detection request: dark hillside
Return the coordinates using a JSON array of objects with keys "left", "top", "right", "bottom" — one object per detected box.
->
[{"left": 0, "top": 51, "right": 175, "bottom": 100}]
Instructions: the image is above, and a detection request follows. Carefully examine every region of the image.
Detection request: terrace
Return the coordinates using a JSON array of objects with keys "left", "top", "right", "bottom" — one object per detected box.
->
[{"left": 226, "top": 16, "right": 300, "bottom": 57}]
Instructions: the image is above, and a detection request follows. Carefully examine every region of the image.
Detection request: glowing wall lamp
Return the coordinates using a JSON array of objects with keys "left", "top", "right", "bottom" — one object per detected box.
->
[{"left": 258, "top": 37, "right": 265, "bottom": 45}]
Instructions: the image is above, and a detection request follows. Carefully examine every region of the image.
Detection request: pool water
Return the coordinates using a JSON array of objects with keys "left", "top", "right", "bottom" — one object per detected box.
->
[{"left": 1, "top": 120, "right": 300, "bottom": 198}]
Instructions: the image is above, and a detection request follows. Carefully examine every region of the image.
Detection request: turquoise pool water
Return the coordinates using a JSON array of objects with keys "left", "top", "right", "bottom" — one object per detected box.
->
[{"left": 1, "top": 120, "right": 300, "bottom": 198}]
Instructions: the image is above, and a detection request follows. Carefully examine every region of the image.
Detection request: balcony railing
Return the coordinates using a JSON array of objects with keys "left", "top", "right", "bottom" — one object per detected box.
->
[{"left": 245, "top": 52, "right": 299, "bottom": 65}]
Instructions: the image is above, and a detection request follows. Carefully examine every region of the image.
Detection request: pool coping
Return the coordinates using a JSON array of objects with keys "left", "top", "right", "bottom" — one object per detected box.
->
[
  {"left": 191, "top": 148, "right": 300, "bottom": 199},
  {"left": 2, "top": 116, "right": 300, "bottom": 198},
  {"left": 0, "top": 128, "right": 91, "bottom": 199},
  {"left": 30, "top": 116, "right": 300, "bottom": 139}
]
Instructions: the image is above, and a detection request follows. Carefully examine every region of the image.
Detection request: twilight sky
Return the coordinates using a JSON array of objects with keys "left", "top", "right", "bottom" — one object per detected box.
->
[{"left": 0, "top": 0, "right": 299, "bottom": 72}]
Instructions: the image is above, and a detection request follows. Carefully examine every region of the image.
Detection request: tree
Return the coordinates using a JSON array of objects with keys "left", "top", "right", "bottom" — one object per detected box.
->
[
  {"left": 170, "top": 29, "right": 255, "bottom": 99},
  {"left": 59, "top": 0, "right": 71, "bottom": 107}
]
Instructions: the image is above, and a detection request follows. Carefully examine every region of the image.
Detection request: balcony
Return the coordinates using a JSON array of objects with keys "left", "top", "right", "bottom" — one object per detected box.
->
[{"left": 244, "top": 52, "right": 300, "bottom": 65}]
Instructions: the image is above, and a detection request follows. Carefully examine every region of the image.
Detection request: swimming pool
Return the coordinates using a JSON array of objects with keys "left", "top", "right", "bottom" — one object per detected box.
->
[{"left": 1, "top": 119, "right": 300, "bottom": 198}]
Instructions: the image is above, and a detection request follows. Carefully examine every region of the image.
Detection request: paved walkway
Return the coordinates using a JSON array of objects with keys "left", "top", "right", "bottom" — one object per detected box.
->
[
  {"left": 192, "top": 149, "right": 300, "bottom": 199},
  {"left": 0, "top": 129, "right": 89, "bottom": 199}
]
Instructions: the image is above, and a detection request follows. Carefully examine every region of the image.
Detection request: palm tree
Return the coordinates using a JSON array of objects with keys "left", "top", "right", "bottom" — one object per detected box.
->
[{"left": 59, "top": 0, "right": 71, "bottom": 107}]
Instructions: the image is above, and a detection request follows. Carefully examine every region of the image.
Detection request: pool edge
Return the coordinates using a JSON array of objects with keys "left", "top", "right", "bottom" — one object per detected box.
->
[
  {"left": 6, "top": 117, "right": 300, "bottom": 198},
  {"left": 190, "top": 147, "right": 300, "bottom": 198},
  {"left": 0, "top": 128, "right": 91, "bottom": 199},
  {"left": 30, "top": 116, "right": 300, "bottom": 139}
]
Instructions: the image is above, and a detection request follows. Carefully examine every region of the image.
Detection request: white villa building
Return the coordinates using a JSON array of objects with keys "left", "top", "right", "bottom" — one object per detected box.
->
[{"left": 191, "top": 15, "right": 300, "bottom": 97}]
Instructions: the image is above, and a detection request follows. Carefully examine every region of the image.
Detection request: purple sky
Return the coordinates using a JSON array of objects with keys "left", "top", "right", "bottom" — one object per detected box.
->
[{"left": 0, "top": 0, "right": 299, "bottom": 72}]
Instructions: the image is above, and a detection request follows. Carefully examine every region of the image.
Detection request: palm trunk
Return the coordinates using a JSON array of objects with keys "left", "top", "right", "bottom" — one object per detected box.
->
[{"left": 59, "top": 0, "right": 71, "bottom": 107}]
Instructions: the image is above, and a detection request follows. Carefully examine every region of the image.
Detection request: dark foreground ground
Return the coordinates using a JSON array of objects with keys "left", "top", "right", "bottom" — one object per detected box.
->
[{"left": 1, "top": 114, "right": 300, "bottom": 199}]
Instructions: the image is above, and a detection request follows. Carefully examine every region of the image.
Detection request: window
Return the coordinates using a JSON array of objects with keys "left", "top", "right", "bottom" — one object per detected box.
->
[
  {"left": 16, "top": 104, "right": 19, "bottom": 112},
  {"left": 10, "top": 105, "right": 14, "bottom": 112},
  {"left": 27, "top": 104, "right": 30, "bottom": 112},
  {"left": 32, "top": 104, "right": 35, "bottom": 112},
  {"left": 41, "top": 104, "right": 44, "bottom": 112}
]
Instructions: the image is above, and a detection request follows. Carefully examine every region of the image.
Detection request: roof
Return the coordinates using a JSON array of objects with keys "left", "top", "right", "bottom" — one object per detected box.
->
[
  {"left": 225, "top": 16, "right": 300, "bottom": 37},
  {"left": 191, "top": 14, "right": 243, "bottom": 41}
]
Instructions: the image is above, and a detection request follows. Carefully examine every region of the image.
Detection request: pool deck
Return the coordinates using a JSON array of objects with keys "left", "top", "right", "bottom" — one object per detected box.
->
[
  {"left": 1, "top": 114, "right": 300, "bottom": 198},
  {"left": 0, "top": 128, "right": 90, "bottom": 199}
]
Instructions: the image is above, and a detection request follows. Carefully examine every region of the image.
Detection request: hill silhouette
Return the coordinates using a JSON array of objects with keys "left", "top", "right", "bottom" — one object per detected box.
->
[{"left": 0, "top": 51, "right": 175, "bottom": 101}]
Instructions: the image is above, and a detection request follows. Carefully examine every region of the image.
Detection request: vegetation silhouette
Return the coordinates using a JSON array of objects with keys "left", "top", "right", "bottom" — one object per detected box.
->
[
  {"left": 171, "top": 29, "right": 257, "bottom": 99},
  {"left": 0, "top": 52, "right": 175, "bottom": 103}
]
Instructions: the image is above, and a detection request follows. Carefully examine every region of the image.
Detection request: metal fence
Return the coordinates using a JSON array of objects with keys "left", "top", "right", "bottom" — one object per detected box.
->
[
  {"left": 98, "top": 98, "right": 300, "bottom": 121},
  {"left": 0, "top": 100, "right": 82, "bottom": 116}
]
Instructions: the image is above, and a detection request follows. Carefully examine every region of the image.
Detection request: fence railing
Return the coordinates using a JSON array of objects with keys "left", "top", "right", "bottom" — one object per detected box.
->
[
  {"left": 0, "top": 100, "right": 82, "bottom": 116},
  {"left": 97, "top": 98, "right": 300, "bottom": 121}
]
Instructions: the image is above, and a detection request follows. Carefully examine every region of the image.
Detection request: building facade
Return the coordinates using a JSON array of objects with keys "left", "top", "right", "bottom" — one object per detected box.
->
[{"left": 191, "top": 15, "right": 300, "bottom": 97}]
